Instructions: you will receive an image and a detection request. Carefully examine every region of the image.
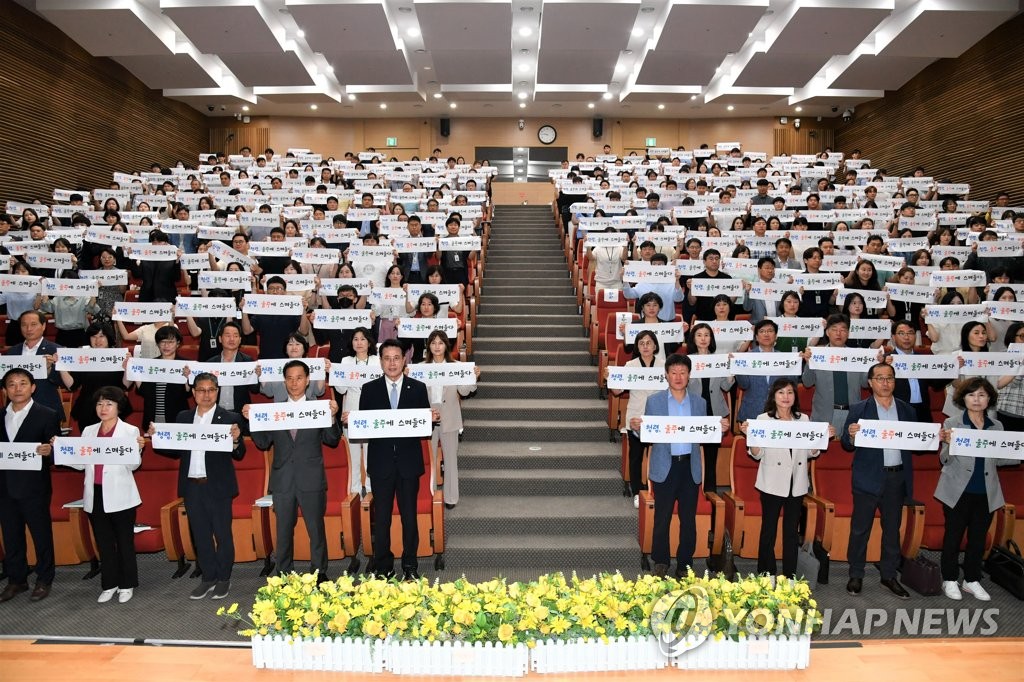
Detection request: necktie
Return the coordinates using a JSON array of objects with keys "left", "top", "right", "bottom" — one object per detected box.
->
[
  {"left": 290, "top": 428, "right": 297, "bottom": 440},
  {"left": 390, "top": 382, "right": 399, "bottom": 410}
]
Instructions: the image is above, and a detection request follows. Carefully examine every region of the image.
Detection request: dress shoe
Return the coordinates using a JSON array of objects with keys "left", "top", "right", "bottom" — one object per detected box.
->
[
  {"left": 445, "top": 503, "right": 456, "bottom": 510},
  {"left": 0, "top": 583, "right": 28, "bottom": 602},
  {"left": 29, "top": 583, "right": 51, "bottom": 602},
  {"left": 97, "top": 588, "right": 118, "bottom": 604},
  {"left": 846, "top": 577, "right": 862, "bottom": 595},
  {"left": 880, "top": 577, "right": 910, "bottom": 600},
  {"left": 402, "top": 570, "right": 421, "bottom": 581},
  {"left": 652, "top": 563, "right": 669, "bottom": 578},
  {"left": 189, "top": 581, "right": 216, "bottom": 600},
  {"left": 961, "top": 581, "right": 991, "bottom": 601},
  {"left": 117, "top": 588, "right": 134, "bottom": 603},
  {"left": 211, "top": 581, "right": 231, "bottom": 600}
]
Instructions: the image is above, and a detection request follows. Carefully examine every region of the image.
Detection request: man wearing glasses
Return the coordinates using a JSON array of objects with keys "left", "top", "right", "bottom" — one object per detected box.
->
[
  {"left": 841, "top": 363, "right": 917, "bottom": 600},
  {"left": 151, "top": 373, "right": 246, "bottom": 600},
  {"left": 886, "top": 319, "right": 940, "bottom": 423}
]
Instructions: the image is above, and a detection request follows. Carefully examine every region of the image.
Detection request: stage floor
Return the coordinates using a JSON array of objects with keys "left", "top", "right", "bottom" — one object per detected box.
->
[{"left": 1, "top": 638, "right": 1021, "bottom": 682}]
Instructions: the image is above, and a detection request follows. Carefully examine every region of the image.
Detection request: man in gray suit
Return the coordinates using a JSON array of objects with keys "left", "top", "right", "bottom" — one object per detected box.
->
[
  {"left": 243, "top": 360, "right": 340, "bottom": 579},
  {"left": 800, "top": 314, "right": 871, "bottom": 435}
]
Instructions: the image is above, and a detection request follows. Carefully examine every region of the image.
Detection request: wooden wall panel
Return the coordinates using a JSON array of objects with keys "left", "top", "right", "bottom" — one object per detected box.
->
[
  {"left": 209, "top": 127, "right": 271, "bottom": 158},
  {"left": 0, "top": 0, "right": 209, "bottom": 206},
  {"left": 773, "top": 127, "right": 836, "bottom": 157},
  {"left": 835, "top": 14, "right": 1024, "bottom": 203}
]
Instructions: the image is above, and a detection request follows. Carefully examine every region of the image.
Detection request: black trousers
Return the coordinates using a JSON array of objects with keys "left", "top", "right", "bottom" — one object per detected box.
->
[
  {"left": 185, "top": 482, "right": 235, "bottom": 583},
  {"left": 88, "top": 485, "right": 138, "bottom": 590},
  {"left": 757, "top": 490, "right": 803, "bottom": 577},
  {"left": 941, "top": 493, "right": 993, "bottom": 582},
  {"left": 703, "top": 443, "right": 720, "bottom": 492},
  {"left": 909, "top": 401, "right": 931, "bottom": 424},
  {"left": 847, "top": 471, "right": 905, "bottom": 580},
  {"left": 627, "top": 432, "right": 645, "bottom": 496},
  {"left": 0, "top": 493, "right": 54, "bottom": 585},
  {"left": 273, "top": 489, "right": 327, "bottom": 577},
  {"left": 651, "top": 457, "right": 699, "bottom": 569},
  {"left": 371, "top": 470, "right": 420, "bottom": 574}
]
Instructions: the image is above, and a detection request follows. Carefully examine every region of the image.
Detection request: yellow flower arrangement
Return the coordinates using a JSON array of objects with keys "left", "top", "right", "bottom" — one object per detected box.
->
[{"left": 217, "top": 569, "right": 819, "bottom": 645}]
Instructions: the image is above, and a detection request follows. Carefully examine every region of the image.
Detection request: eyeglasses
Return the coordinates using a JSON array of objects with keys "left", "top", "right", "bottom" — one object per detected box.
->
[
  {"left": 194, "top": 387, "right": 218, "bottom": 393},
  {"left": 870, "top": 376, "right": 896, "bottom": 383},
  {"left": 894, "top": 331, "right": 915, "bottom": 336}
]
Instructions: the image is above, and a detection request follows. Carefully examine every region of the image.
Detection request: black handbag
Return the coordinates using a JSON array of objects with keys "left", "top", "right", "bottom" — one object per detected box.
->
[
  {"left": 984, "top": 539, "right": 1024, "bottom": 600},
  {"left": 901, "top": 554, "right": 942, "bottom": 595},
  {"left": 707, "top": 529, "right": 737, "bottom": 580}
]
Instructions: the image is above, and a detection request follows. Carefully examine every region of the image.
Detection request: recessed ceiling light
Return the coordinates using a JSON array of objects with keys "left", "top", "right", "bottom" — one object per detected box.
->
[
  {"left": 519, "top": 48, "right": 530, "bottom": 55},
  {"left": 424, "top": 66, "right": 431, "bottom": 71},
  {"left": 631, "top": 27, "right": 644, "bottom": 37},
  {"left": 379, "top": 103, "right": 387, "bottom": 109},
  {"left": 242, "top": 105, "right": 249, "bottom": 112},
  {"left": 519, "top": 102, "right": 526, "bottom": 109},
  {"left": 325, "top": 65, "right": 334, "bottom": 74},
  {"left": 310, "top": 104, "right": 317, "bottom": 110},
  {"left": 449, "top": 102, "right": 457, "bottom": 109},
  {"left": 795, "top": 106, "right": 803, "bottom": 112},
  {"left": 347, "top": 93, "right": 356, "bottom": 101},
  {"left": 518, "top": 26, "right": 533, "bottom": 37},
  {"left": 520, "top": 6, "right": 534, "bottom": 11},
  {"left": 518, "top": 63, "right": 531, "bottom": 73},
  {"left": 432, "top": 92, "right": 442, "bottom": 99},
  {"left": 657, "top": 104, "right": 665, "bottom": 110},
  {"left": 406, "top": 27, "right": 420, "bottom": 38},
  {"left": 726, "top": 105, "right": 734, "bottom": 111},
  {"left": 517, "top": 92, "right": 528, "bottom": 100},
  {"left": 296, "top": 30, "right": 305, "bottom": 39},
  {"left": 587, "top": 103, "right": 595, "bottom": 109},
  {"left": 415, "top": 48, "right": 426, "bottom": 54},
  {"left": 398, "top": 6, "right": 412, "bottom": 13},
  {"left": 602, "top": 92, "right": 613, "bottom": 100},
  {"left": 624, "top": 49, "right": 633, "bottom": 56},
  {"left": 690, "top": 95, "right": 697, "bottom": 100},
  {"left": 640, "top": 6, "right": 655, "bottom": 13}
]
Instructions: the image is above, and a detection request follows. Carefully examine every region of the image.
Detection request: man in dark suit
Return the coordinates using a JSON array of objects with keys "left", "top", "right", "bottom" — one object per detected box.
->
[
  {"left": 4, "top": 311, "right": 63, "bottom": 417},
  {"left": 841, "top": 362, "right": 917, "bottom": 600},
  {"left": 243, "top": 360, "right": 340, "bottom": 579},
  {"left": 130, "top": 229, "right": 181, "bottom": 303},
  {"left": 398, "top": 216, "right": 433, "bottom": 284},
  {"left": 206, "top": 321, "right": 257, "bottom": 412},
  {"left": 358, "top": 339, "right": 436, "bottom": 580},
  {"left": 0, "top": 368, "right": 64, "bottom": 602},
  {"left": 887, "top": 319, "right": 939, "bottom": 423},
  {"left": 151, "top": 373, "right": 246, "bottom": 601}
]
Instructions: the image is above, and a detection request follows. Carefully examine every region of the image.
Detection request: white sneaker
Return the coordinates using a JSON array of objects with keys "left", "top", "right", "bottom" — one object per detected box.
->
[
  {"left": 941, "top": 581, "right": 962, "bottom": 600},
  {"left": 633, "top": 494, "right": 640, "bottom": 509},
  {"left": 117, "top": 588, "right": 134, "bottom": 603},
  {"left": 97, "top": 588, "right": 117, "bottom": 604},
  {"left": 961, "top": 581, "right": 991, "bottom": 601}
]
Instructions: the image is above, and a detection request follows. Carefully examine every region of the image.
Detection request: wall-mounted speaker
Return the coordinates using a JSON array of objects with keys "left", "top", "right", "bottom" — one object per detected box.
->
[
  {"left": 592, "top": 118, "right": 604, "bottom": 138},
  {"left": 439, "top": 118, "right": 451, "bottom": 138}
]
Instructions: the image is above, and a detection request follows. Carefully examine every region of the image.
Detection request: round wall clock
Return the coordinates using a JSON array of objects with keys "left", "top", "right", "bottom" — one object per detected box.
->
[{"left": 537, "top": 124, "right": 557, "bottom": 144}]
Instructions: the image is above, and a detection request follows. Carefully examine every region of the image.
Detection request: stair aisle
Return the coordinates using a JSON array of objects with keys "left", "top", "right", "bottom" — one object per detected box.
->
[{"left": 442, "top": 205, "right": 640, "bottom": 581}]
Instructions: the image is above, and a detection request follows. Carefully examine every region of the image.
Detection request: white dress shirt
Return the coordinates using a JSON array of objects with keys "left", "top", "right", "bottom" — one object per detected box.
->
[
  {"left": 187, "top": 407, "right": 217, "bottom": 478},
  {"left": 5, "top": 399, "right": 34, "bottom": 440}
]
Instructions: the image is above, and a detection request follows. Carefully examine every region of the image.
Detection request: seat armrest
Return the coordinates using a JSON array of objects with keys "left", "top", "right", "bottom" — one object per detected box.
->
[
  {"left": 800, "top": 495, "right": 819, "bottom": 547},
  {"left": 722, "top": 490, "right": 745, "bottom": 541},
  {"left": 251, "top": 504, "right": 272, "bottom": 559},
  {"left": 359, "top": 493, "right": 374, "bottom": 556},
  {"left": 804, "top": 492, "right": 835, "bottom": 553},
  {"left": 901, "top": 498, "right": 926, "bottom": 558},
  {"left": 340, "top": 492, "right": 361, "bottom": 557},
  {"left": 432, "top": 490, "right": 445, "bottom": 554},
  {"left": 706, "top": 491, "right": 726, "bottom": 556},
  {"left": 159, "top": 497, "right": 185, "bottom": 561},
  {"left": 68, "top": 507, "right": 96, "bottom": 563}
]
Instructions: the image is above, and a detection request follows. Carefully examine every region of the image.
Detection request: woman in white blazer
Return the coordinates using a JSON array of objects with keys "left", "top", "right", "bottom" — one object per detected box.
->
[
  {"left": 336, "top": 327, "right": 381, "bottom": 496},
  {"left": 740, "top": 378, "right": 834, "bottom": 578},
  {"left": 424, "top": 330, "right": 479, "bottom": 509},
  {"left": 71, "top": 386, "right": 146, "bottom": 604},
  {"left": 936, "top": 378, "right": 1016, "bottom": 602}
]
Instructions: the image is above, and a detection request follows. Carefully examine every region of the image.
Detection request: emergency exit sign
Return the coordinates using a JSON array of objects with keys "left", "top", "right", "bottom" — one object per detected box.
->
[
  {"left": 645, "top": 137, "right": 657, "bottom": 146},
  {"left": 386, "top": 137, "right": 397, "bottom": 147}
]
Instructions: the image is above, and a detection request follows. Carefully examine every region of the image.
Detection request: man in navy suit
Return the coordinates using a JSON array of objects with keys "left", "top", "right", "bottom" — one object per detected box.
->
[
  {"left": 3, "top": 311, "right": 63, "bottom": 417},
  {"left": 151, "top": 373, "right": 246, "bottom": 601},
  {"left": 358, "top": 339, "right": 437, "bottom": 580},
  {"left": 630, "top": 354, "right": 728, "bottom": 578},
  {"left": 841, "top": 362, "right": 917, "bottom": 600},
  {"left": 0, "top": 368, "right": 63, "bottom": 602}
]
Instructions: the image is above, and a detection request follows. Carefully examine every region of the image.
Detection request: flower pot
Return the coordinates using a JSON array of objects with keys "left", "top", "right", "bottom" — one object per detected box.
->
[
  {"left": 250, "top": 634, "right": 384, "bottom": 673},
  {"left": 529, "top": 636, "right": 667, "bottom": 673},
  {"left": 385, "top": 639, "right": 530, "bottom": 677},
  {"left": 670, "top": 634, "right": 811, "bottom": 670}
]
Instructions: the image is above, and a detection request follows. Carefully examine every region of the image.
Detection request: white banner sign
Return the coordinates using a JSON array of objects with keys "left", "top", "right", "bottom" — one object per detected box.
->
[
  {"left": 42, "top": 278, "right": 98, "bottom": 298},
  {"left": 187, "top": 361, "right": 257, "bottom": 386},
  {"left": 312, "top": 308, "right": 372, "bottom": 330},
  {"left": 639, "top": 416, "right": 722, "bottom": 444},
  {"left": 923, "top": 304, "right": 988, "bottom": 324},
  {"left": 347, "top": 408, "right": 432, "bottom": 439},
  {"left": 78, "top": 269, "right": 128, "bottom": 287},
  {"left": 175, "top": 296, "right": 239, "bottom": 318},
  {"left": 0, "top": 444, "right": 42, "bottom": 470},
  {"left": 808, "top": 347, "right": 878, "bottom": 372},
  {"left": 56, "top": 348, "right": 129, "bottom": 372},
  {"left": 769, "top": 317, "right": 823, "bottom": 338},
  {"left": 745, "top": 419, "right": 830, "bottom": 450},
  {"left": 242, "top": 294, "right": 304, "bottom": 316},
  {"left": 984, "top": 301, "right": 1024, "bottom": 322},
  {"left": 822, "top": 254, "right": 859, "bottom": 272},
  {"left": 949, "top": 429, "right": 1024, "bottom": 460},
  {"left": 929, "top": 270, "right": 987, "bottom": 288},
  {"left": 854, "top": 420, "right": 940, "bottom": 450},
  {"left": 891, "top": 353, "right": 959, "bottom": 379},
  {"left": 709, "top": 320, "right": 752, "bottom": 342},
  {"left": 746, "top": 282, "right": 787, "bottom": 302},
  {"left": 729, "top": 352, "right": 802, "bottom": 376},
  {"left": 689, "top": 278, "right": 744, "bottom": 298},
  {"left": 26, "top": 252, "right": 74, "bottom": 270},
  {"left": 884, "top": 282, "right": 936, "bottom": 304},
  {"left": 397, "top": 317, "right": 458, "bottom": 339},
  {"left": 0, "top": 274, "right": 42, "bottom": 293},
  {"left": 624, "top": 322, "right": 686, "bottom": 344},
  {"left": 623, "top": 263, "right": 678, "bottom": 284},
  {"left": 836, "top": 289, "right": 888, "bottom": 310},
  {"left": 958, "top": 352, "right": 1024, "bottom": 376},
  {"left": 151, "top": 423, "right": 234, "bottom": 452},
  {"left": 125, "top": 357, "right": 188, "bottom": 384},
  {"left": 792, "top": 273, "right": 843, "bottom": 291},
  {"left": 606, "top": 366, "right": 667, "bottom": 391},
  {"left": 0, "top": 356, "right": 50, "bottom": 380},
  {"left": 198, "top": 271, "right": 252, "bottom": 291},
  {"left": 406, "top": 283, "right": 462, "bottom": 306},
  {"left": 329, "top": 364, "right": 384, "bottom": 388},
  {"left": 848, "top": 319, "right": 892, "bottom": 340},
  {"left": 54, "top": 437, "right": 141, "bottom": 467},
  {"left": 113, "top": 302, "right": 173, "bottom": 323},
  {"left": 688, "top": 354, "right": 733, "bottom": 378},
  {"left": 406, "top": 362, "right": 477, "bottom": 386},
  {"left": 129, "top": 244, "right": 179, "bottom": 262},
  {"left": 247, "top": 400, "right": 334, "bottom": 432}
]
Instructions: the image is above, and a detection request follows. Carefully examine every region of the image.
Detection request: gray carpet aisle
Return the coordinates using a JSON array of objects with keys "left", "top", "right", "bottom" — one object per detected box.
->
[{"left": 0, "top": 205, "right": 1020, "bottom": 642}]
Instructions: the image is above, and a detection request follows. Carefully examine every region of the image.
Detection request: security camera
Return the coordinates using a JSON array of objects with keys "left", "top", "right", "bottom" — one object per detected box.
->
[
  {"left": 842, "top": 108, "right": 854, "bottom": 123},
  {"left": 831, "top": 106, "right": 838, "bottom": 113},
  {"left": 518, "top": 119, "right": 525, "bottom": 131},
  {"left": 220, "top": 105, "right": 226, "bottom": 111},
  {"left": 207, "top": 105, "right": 215, "bottom": 112},
  {"left": 793, "top": 118, "right": 801, "bottom": 130}
]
